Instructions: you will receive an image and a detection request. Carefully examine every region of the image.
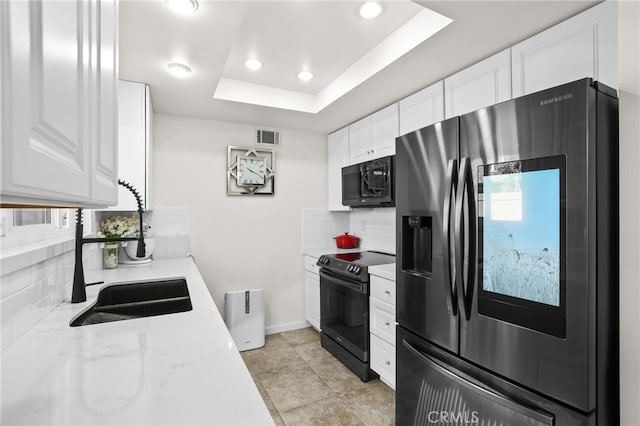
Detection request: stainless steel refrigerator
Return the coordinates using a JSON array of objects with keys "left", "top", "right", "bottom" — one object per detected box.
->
[{"left": 395, "top": 78, "right": 618, "bottom": 425}]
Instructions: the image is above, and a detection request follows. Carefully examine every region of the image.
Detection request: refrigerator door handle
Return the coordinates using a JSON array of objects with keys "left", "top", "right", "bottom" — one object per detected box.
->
[
  {"left": 401, "top": 338, "right": 554, "bottom": 425},
  {"left": 442, "top": 158, "right": 458, "bottom": 316},
  {"left": 454, "top": 157, "right": 476, "bottom": 320}
]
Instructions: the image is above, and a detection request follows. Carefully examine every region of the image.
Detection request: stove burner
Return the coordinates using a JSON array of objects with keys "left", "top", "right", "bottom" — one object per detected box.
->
[{"left": 336, "top": 253, "right": 361, "bottom": 262}]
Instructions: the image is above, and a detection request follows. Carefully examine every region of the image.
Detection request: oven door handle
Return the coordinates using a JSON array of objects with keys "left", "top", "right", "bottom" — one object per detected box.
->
[{"left": 319, "top": 270, "right": 366, "bottom": 294}]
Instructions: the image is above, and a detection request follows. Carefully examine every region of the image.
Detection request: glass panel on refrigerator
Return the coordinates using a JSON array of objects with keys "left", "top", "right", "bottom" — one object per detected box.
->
[{"left": 477, "top": 156, "right": 566, "bottom": 338}]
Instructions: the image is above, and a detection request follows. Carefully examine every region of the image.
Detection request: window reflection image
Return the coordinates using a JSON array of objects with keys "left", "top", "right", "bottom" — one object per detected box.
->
[{"left": 482, "top": 168, "right": 560, "bottom": 306}]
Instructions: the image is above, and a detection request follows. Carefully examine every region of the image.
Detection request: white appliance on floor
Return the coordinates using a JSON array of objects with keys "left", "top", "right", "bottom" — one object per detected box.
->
[{"left": 224, "top": 289, "right": 265, "bottom": 351}]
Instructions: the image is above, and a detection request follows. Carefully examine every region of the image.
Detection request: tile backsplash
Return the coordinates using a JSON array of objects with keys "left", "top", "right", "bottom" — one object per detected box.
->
[
  {"left": 302, "top": 209, "right": 350, "bottom": 251},
  {"left": 349, "top": 208, "right": 396, "bottom": 254},
  {"left": 1, "top": 241, "right": 99, "bottom": 350},
  {"left": 301, "top": 207, "right": 396, "bottom": 255},
  {"left": 148, "top": 207, "right": 191, "bottom": 259}
]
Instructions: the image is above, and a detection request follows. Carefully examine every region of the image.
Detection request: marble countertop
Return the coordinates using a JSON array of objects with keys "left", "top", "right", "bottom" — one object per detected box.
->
[
  {"left": 369, "top": 263, "right": 396, "bottom": 281},
  {"left": 1, "top": 257, "right": 273, "bottom": 426}
]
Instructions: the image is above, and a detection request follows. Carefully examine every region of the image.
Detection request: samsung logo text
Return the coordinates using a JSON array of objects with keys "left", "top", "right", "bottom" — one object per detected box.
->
[{"left": 540, "top": 93, "right": 573, "bottom": 106}]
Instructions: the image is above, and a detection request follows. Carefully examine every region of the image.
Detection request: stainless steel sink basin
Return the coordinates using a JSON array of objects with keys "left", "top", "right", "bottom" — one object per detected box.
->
[{"left": 70, "top": 277, "right": 192, "bottom": 327}]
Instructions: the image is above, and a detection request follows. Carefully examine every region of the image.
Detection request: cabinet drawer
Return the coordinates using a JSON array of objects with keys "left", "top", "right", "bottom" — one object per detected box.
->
[
  {"left": 370, "top": 297, "right": 395, "bottom": 344},
  {"left": 370, "top": 275, "right": 395, "bottom": 306},
  {"left": 304, "top": 255, "right": 319, "bottom": 274},
  {"left": 371, "top": 334, "right": 396, "bottom": 390}
]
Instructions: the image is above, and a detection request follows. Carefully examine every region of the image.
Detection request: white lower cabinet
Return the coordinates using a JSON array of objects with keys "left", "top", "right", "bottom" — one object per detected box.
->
[
  {"left": 304, "top": 256, "right": 321, "bottom": 332},
  {"left": 369, "top": 271, "right": 396, "bottom": 390},
  {"left": 371, "top": 334, "right": 396, "bottom": 390}
]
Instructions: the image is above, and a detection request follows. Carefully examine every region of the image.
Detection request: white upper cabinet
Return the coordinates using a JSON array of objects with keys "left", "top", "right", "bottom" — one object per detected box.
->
[
  {"left": 444, "top": 49, "right": 512, "bottom": 119},
  {"left": 511, "top": 1, "right": 618, "bottom": 97},
  {"left": 1, "top": 0, "right": 118, "bottom": 207},
  {"left": 399, "top": 81, "right": 444, "bottom": 136},
  {"left": 91, "top": 0, "right": 119, "bottom": 205},
  {"left": 348, "top": 103, "right": 399, "bottom": 165},
  {"left": 327, "top": 127, "right": 350, "bottom": 211},
  {"left": 371, "top": 103, "right": 399, "bottom": 159},
  {"left": 110, "top": 80, "right": 154, "bottom": 211},
  {"left": 348, "top": 115, "right": 374, "bottom": 164}
]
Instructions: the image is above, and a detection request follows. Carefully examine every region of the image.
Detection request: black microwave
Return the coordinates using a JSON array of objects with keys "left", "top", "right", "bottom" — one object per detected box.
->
[{"left": 342, "top": 155, "right": 395, "bottom": 208}]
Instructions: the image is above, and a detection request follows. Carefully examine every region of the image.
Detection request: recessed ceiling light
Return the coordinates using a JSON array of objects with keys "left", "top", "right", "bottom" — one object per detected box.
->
[
  {"left": 167, "top": 62, "right": 192, "bottom": 78},
  {"left": 359, "top": 2, "right": 383, "bottom": 19},
  {"left": 167, "top": 0, "right": 198, "bottom": 15},
  {"left": 297, "top": 71, "right": 314, "bottom": 82},
  {"left": 244, "top": 58, "right": 263, "bottom": 71}
]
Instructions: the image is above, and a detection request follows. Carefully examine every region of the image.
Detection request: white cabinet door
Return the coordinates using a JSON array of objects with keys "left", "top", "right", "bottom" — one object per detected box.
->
[
  {"left": 91, "top": 0, "right": 118, "bottom": 205},
  {"left": 327, "top": 127, "right": 350, "bottom": 211},
  {"left": 444, "top": 49, "right": 512, "bottom": 118},
  {"left": 144, "top": 84, "right": 154, "bottom": 210},
  {"left": 348, "top": 116, "right": 373, "bottom": 165},
  {"left": 370, "top": 334, "right": 396, "bottom": 390},
  {"left": 370, "top": 103, "right": 398, "bottom": 159},
  {"left": 370, "top": 297, "right": 396, "bottom": 344},
  {"left": 304, "top": 270, "right": 320, "bottom": 332},
  {"left": 511, "top": 1, "right": 617, "bottom": 97},
  {"left": 1, "top": 0, "right": 117, "bottom": 207},
  {"left": 111, "top": 80, "right": 154, "bottom": 211},
  {"left": 399, "top": 81, "right": 444, "bottom": 136},
  {"left": 1, "top": 0, "right": 91, "bottom": 205}
]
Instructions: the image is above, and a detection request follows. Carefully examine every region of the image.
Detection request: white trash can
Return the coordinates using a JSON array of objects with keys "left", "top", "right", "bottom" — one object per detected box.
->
[{"left": 224, "top": 289, "right": 265, "bottom": 351}]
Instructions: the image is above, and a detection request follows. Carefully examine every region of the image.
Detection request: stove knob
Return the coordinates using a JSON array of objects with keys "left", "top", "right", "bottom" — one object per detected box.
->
[
  {"left": 355, "top": 266, "right": 361, "bottom": 274},
  {"left": 347, "top": 265, "right": 353, "bottom": 272}
]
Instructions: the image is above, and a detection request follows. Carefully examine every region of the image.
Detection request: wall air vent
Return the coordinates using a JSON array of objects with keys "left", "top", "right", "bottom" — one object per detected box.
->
[{"left": 256, "top": 128, "right": 280, "bottom": 148}]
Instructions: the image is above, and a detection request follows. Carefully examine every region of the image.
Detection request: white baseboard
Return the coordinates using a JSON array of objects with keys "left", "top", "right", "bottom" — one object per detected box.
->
[{"left": 265, "top": 320, "right": 311, "bottom": 335}]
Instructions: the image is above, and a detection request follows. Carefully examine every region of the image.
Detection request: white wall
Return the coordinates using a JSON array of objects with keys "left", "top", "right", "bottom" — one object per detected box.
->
[
  {"left": 618, "top": 1, "right": 640, "bottom": 424},
  {"left": 153, "top": 114, "right": 327, "bottom": 329}
]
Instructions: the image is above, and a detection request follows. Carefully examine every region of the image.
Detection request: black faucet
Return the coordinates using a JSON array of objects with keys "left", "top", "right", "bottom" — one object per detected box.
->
[{"left": 71, "top": 180, "right": 146, "bottom": 303}]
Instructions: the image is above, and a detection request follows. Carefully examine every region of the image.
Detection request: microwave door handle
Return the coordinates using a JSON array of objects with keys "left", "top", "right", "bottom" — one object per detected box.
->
[
  {"left": 454, "top": 157, "right": 476, "bottom": 321},
  {"left": 442, "top": 158, "right": 458, "bottom": 316}
]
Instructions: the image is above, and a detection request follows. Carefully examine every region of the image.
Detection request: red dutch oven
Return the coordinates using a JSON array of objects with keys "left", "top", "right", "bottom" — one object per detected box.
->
[{"left": 334, "top": 232, "right": 360, "bottom": 249}]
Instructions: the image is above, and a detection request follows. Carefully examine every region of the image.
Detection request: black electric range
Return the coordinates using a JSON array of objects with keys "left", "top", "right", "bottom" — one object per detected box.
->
[{"left": 316, "top": 250, "right": 395, "bottom": 381}]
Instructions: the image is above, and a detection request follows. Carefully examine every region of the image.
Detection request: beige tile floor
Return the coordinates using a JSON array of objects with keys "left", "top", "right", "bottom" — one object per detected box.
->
[{"left": 241, "top": 327, "right": 396, "bottom": 426}]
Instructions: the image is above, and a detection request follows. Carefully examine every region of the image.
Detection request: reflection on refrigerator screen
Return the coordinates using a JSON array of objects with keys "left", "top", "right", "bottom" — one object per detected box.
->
[{"left": 483, "top": 169, "right": 560, "bottom": 306}]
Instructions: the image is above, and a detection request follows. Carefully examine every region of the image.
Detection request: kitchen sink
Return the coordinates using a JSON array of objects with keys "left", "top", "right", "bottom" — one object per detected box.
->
[{"left": 70, "top": 277, "right": 192, "bottom": 327}]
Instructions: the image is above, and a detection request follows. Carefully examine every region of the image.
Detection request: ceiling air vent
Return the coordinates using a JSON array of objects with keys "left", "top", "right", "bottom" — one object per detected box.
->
[{"left": 256, "top": 128, "right": 280, "bottom": 148}]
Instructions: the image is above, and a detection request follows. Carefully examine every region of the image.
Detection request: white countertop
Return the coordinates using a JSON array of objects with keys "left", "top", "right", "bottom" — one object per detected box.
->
[
  {"left": 0, "top": 257, "right": 273, "bottom": 426},
  {"left": 303, "top": 247, "right": 396, "bottom": 259},
  {"left": 303, "top": 247, "right": 364, "bottom": 258},
  {"left": 369, "top": 263, "right": 396, "bottom": 281}
]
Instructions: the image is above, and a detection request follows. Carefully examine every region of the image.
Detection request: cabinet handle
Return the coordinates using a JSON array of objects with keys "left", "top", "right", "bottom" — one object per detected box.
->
[
  {"left": 385, "top": 360, "right": 391, "bottom": 365},
  {"left": 384, "top": 290, "right": 391, "bottom": 295},
  {"left": 385, "top": 321, "right": 390, "bottom": 326}
]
